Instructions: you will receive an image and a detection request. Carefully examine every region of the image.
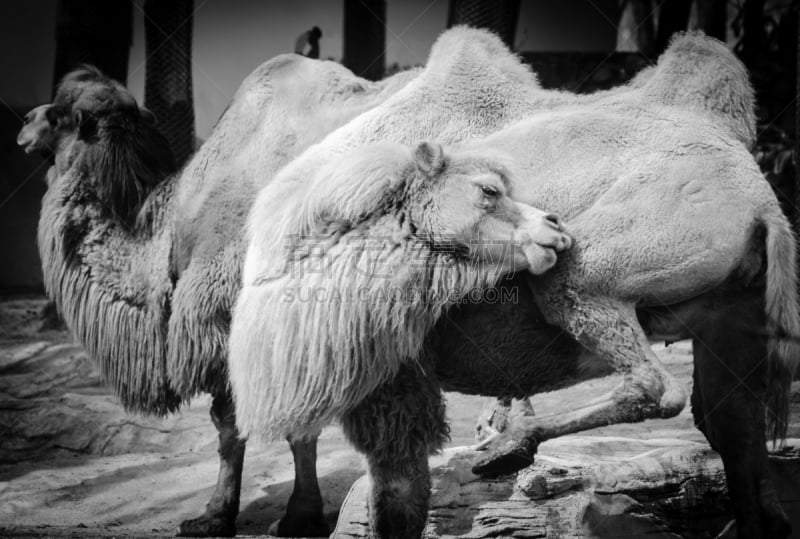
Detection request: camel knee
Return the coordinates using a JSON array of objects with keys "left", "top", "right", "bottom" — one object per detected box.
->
[
  {"left": 367, "top": 456, "right": 431, "bottom": 539},
  {"left": 341, "top": 365, "right": 447, "bottom": 537},
  {"left": 209, "top": 393, "right": 245, "bottom": 457}
]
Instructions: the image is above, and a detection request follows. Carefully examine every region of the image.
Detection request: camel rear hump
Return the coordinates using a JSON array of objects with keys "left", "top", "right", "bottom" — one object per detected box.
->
[{"left": 641, "top": 32, "right": 756, "bottom": 148}]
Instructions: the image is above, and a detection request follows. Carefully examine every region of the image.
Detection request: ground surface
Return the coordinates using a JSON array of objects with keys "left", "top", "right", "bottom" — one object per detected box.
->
[{"left": 1, "top": 297, "right": 799, "bottom": 538}]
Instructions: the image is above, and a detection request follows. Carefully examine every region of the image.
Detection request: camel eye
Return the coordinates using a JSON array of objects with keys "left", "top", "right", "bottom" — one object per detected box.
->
[{"left": 480, "top": 185, "right": 499, "bottom": 198}]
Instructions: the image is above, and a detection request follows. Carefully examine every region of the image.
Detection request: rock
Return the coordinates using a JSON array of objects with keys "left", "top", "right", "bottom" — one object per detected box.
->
[{"left": 334, "top": 437, "right": 800, "bottom": 538}]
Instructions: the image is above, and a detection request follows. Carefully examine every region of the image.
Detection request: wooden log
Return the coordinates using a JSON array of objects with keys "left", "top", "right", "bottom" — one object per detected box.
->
[{"left": 334, "top": 436, "right": 800, "bottom": 538}]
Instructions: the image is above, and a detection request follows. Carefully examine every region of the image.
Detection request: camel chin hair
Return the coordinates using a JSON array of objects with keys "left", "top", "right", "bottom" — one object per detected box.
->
[{"left": 228, "top": 143, "right": 510, "bottom": 441}]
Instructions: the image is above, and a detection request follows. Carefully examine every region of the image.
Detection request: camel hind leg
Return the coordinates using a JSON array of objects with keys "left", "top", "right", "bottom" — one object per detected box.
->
[
  {"left": 692, "top": 294, "right": 790, "bottom": 538},
  {"left": 474, "top": 294, "right": 687, "bottom": 476},
  {"left": 178, "top": 392, "right": 244, "bottom": 537},
  {"left": 341, "top": 363, "right": 449, "bottom": 539}
]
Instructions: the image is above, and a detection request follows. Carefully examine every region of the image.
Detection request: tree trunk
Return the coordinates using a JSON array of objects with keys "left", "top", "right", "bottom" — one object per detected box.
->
[
  {"left": 654, "top": 0, "right": 693, "bottom": 55},
  {"left": 447, "top": 0, "right": 521, "bottom": 49},
  {"left": 739, "top": 0, "right": 767, "bottom": 66},
  {"left": 618, "top": 0, "right": 657, "bottom": 57},
  {"left": 52, "top": 0, "right": 132, "bottom": 93},
  {"left": 796, "top": 2, "right": 800, "bottom": 261},
  {"left": 144, "top": 0, "right": 196, "bottom": 167},
  {"left": 343, "top": 0, "right": 386, "bottom": 81},
  {"left": 695, "top": 0, "right": 727, "bottom": 42}
]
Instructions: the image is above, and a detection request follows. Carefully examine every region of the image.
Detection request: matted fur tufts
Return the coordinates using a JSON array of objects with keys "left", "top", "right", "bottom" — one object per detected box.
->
[
  {"left": 38, "top": 170, "right": 181, "bottom": 415},
  {"left": 37, "top": 74, "right": 180, "bottom": 416},
  {"left": 229, "top": 144, "right": 507, "bottom": 440},
  {"left": 761, "top": 209, "right": 800, "bottom": 442},
  {"left": 78, "top": 116, "right": 176, "bottom": 225}
]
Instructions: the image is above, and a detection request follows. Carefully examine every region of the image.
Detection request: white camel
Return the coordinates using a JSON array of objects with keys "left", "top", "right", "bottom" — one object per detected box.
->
[{"left": 230, "top": 29, "right": 797, "bottom": 538}]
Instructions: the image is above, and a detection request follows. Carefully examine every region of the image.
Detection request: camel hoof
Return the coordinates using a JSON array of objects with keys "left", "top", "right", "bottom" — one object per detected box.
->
[
  {"left": 268, "top": 515, "right": 330, "bottom": 538},
  {"left": 177, "top": 515, "right": 236, "bottom": 537},
  {"left": 475, "top": 398, "right": 536, "bottom": 443},
  {"left": 471, "top": 436, "right": 537, "bottom": 478},
  {"left": 471, "top": 428, "right": 501, "bottom": 451}
]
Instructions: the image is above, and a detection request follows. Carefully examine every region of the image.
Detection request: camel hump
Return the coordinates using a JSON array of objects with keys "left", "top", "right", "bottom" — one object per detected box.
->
[
  {"left": 426, "top": 26, "right": 537, "bottom": 87},
  {"left": 641, "top": 32, "right": 756, "bottom": 148}
]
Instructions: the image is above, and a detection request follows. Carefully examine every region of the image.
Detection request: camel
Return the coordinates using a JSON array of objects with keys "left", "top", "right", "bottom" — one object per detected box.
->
[
  {"left": 27, "top": 59, "right": 421, "bottom": 537},
  {"left": 17, "top": 105, "right": 57, "bottom": 158},
  {"left": 230, "top": 30, "right": 798, "bottom": 538},
  {"left": 28, "top": 28, "right": 783, "bottom": 537}
]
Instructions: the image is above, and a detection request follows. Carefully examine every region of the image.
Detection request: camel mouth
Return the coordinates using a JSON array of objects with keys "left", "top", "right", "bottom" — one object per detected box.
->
[
  {"left": 17, "top": 137, "right": 35, "bottom": 153},
  {"left": 523, "top": 243, "right": 558, "bottom": 275}
]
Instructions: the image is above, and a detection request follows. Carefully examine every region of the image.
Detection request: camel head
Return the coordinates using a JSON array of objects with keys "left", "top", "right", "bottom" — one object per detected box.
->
[
  {"left": 403, "top": 142, "right": 570, "bottom": 276},
  {"left": 17, "top": 104, "right": 57, "bottom": 158},
  {"left": 42, "top": 66, "right": 176, "bottom": 225},
  {"left": 279, "top": 141, "right": 571, "bottom": 286},
  {"left": 232, "top": 141, "right": 570, "bottom": 439}
]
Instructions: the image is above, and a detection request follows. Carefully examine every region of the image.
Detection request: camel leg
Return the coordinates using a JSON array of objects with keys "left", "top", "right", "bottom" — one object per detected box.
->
[
  {"left": 268, "top": 430, "right": 329, "bottom": 537},
  {"left": 341, "top": 364, "right": 449, "bottom": 539},
  {"left": 474, "top": 397, "right": 535, "bottom": 450},
  {"left": 692, "top": 299, "right": 790, "bottom": 538},
  {"left": 178, "top": 392, "right": 245, "bottom": 537},
  {"left": 474, "top": 294, "right": 687, "bottom": 477}
]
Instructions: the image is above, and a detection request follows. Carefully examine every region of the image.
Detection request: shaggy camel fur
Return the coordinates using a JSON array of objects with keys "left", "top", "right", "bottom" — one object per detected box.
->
[
  {"left": 229, "top": 141, "right": 571, "bottom": 439},
  {"left": 30, "top": 59, "right": 419, "bottom": 537},
  {"left": 230, "top": 30, "right": 797, "bottom": 538}
]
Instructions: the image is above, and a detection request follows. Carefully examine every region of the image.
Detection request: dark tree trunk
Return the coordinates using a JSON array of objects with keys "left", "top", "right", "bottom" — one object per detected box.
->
[
  {"left": 144, "top": 0, "right": 196, "bottom": 167},
  {"left": 695, "top": 0, "right": 727, "bottom": 42},
  {"left": 796, "top": 2, "right": 800, "bottom": 238},
  {"left": 447, "top": 0, "right": 521, "bottom": 49},
  {"left": 53, "top": 0, "right": 132, "bottom": 93},
  {"left": 633, "top": 0, "right": 657, "bottom": 56},
  {"left": 739, "top": 0, "right": 767, "bottom": 66},
  {"left": 619, "top": 0, "right": 657, "bottom": 57},
  {"left": 654, "top": 0, "right": 693, "bottom": 55},
  {"left": 343, "top": 0, "right": 386, "bottom": 81}
]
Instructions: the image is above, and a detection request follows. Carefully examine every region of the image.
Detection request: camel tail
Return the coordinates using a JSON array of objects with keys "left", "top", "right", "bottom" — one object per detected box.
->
[{"left": 763, "top": 208, "right": 800, "bottom": 443}]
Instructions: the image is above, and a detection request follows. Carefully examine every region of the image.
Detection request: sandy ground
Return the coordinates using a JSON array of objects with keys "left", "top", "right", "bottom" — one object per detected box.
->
[
  {"left": 1, "top": 296, "right": 799, "bottom": 538},
  {"left": 0, "top": 297, "right": 500, "bottom": 537}
]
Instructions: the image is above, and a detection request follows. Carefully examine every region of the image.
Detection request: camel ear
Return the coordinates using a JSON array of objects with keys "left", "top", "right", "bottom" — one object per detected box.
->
[
  {"left": 140, "top": 107, "right": 157, "bottom": 126},
  {"left": 45, "top": 105, "right": 61, "bottom": 127},
  {"left": 414, "top": 142, "right": 446, "bottom": 176},
  {"left": 74, "top": 109, "right": 97, "bottom": 140}
]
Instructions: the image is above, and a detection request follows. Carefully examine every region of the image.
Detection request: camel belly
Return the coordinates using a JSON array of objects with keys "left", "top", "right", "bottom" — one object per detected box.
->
[{"left": 429, "top": 275, "right": 602, "bottom": 398}]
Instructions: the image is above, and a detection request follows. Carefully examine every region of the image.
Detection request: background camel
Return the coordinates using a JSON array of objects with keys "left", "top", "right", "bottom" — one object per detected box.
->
[
  {"left": 230, "top": 29, "right": 797, "bottom": 538},
  {"left": 30, "top": 59, "right": 419, "bottom": 537},
  {"left": 17, "top": 105, "right": 57, "bottom": 158}
]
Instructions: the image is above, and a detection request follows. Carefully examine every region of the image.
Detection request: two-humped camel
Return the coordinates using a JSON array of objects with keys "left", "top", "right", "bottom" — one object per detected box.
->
[
  {"left": 230, "top": 30, "right": 797, "bottom": 538},
  {"left": 27, "top": 59, "right": 419, "bottom": 537}
]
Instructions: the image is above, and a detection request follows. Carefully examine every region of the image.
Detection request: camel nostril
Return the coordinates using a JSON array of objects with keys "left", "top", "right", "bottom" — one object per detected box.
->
[{"left": 545, "top": 214, "right": 561, "bottom": 227}]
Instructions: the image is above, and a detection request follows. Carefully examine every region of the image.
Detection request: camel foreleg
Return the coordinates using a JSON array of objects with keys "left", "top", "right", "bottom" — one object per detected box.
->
[
  {"left": 178, "top": 392, "right": 245, "bottom": 537},
  {"left": 268, "top": 430, "right": 330, "bottom": 537},
  {"left": 341, "top": 363, "right": 449, "bottom": 539},
  {"left": 474, "top": 294, "right": 687, "bottom": 476}
]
